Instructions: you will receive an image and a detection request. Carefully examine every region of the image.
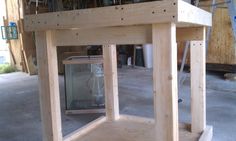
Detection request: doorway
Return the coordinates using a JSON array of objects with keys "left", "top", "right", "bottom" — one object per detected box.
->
[{"left": 0, "top": 0, "right": 10, "bottom": 64}]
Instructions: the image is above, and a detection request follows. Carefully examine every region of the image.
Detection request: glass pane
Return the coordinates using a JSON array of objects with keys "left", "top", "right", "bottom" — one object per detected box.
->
[{"left": 65, "top": 62, "right": 105, "bottom": 110}]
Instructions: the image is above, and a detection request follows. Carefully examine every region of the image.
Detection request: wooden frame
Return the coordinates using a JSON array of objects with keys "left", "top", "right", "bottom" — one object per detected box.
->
[{"left": 26, "top": 1, "right": 213, "bottom": 141}]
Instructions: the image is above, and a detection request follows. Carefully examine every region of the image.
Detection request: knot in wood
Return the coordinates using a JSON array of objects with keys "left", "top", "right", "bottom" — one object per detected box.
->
[{"left": 168, "top": 75, "right": 173, "bottom": 80}]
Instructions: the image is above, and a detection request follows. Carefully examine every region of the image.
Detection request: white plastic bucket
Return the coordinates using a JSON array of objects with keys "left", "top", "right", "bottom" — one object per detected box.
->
[{"left": 143, "top": 44, "right": 153, "bottom": 68}]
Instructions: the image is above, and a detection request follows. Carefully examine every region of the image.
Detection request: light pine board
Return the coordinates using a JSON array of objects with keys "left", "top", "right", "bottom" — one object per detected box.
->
[
  {"left": 152, "top": 23, "right": 179, "bottom": 141},
  {"left": 190, "top": 40, "right": 206, "bottom": 133},
  {"left": 35, "top": 31, "right": 63, "bottom": 141},
  {"left": 103, "top": 45, "right": 120, "bottom": 121},
  {"left": 71, "top": 116, "right": 200, "bottom": 141}
]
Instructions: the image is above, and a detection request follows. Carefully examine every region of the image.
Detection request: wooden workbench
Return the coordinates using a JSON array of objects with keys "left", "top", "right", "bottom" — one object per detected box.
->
[{"left": 24, "top": 0, "right": 212, "bottom": 141}]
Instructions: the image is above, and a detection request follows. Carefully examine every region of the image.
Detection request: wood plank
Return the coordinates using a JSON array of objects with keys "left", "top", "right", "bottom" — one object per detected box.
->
[
  {"left": 20, "top": 0, "right": 38, "bottom": 75},
  {"left": 152, "top": 23, "right": 179, "bottom": 141},
  {"left": 53, "top": 26, "right": 205, "bottom": 46},
  {"left": 24, "top": 1, "right": 212, "bottom": 32},
  {"left": 74, "top": 115, "right": 200, "bottom": 141},
  {"left": 65, "top": 109, "right": 105, "bottom": 115},
  {"left": 103, "top": 45, "right": 119, "bottom": 121},
  {"left": 190, "top": 39, "right": 206, "bottom": 133},
  {"left": 176, "top": 27, "right": 205, "bottom": 41},
  {"left": 53, "top": 26, "right": 152, "bottom": 46},
  {"left": 5, "top": 0, "right": 23, "bottom": 70},
  {"left": 19, "top": 33, "right": 29, "bottom": 73},
  {"left": 178, "top": 0, "right": 212, "bottom": 26},
  {"left": 18, "top": 19, "right": 30, "bottom": 74},
  {"left": 5, "top": 0, "right": 36, "bottom": 74},
  {"left": 24, "top": 0, "right": 212, "bottom": 32},
  {"left": 35, "top": 31, "right": 63, "bottom": 141},
  {"left": 19, "top": 19, "right": 37, "bottom": 75},
  {"left": 24, "top": 1, "right": 177, "bottom": 31},
  {"left": 63, "top": 116, "right": 106, "bottom": 141},
  {"left": 119, "top": 114, "right": 154, "bottom": 124},
  {"left": 62, "top": 56, "right": 103, "bottom": 65},
  {"left": 206, "top": 8, "right": 236, "bottom": 65},
  {"left": 199, "top": 2, "right": 231, "bottom": 66}
]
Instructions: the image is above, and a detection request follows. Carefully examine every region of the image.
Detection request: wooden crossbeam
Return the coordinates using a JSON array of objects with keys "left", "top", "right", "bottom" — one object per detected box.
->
[
  {"left": 178, "top": 0, "right": 212, "bottom": 26},
  {"left": 53, "top": 26, "right": 205, "bottom": 46},
  {"left": 24, "top": 0, "right": 211, "bottom": 31}
]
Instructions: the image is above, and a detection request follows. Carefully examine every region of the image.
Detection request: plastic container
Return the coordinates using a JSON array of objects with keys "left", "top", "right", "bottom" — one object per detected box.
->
[{"left": 143, "top": 44, "right": 153, "bottom": 68}]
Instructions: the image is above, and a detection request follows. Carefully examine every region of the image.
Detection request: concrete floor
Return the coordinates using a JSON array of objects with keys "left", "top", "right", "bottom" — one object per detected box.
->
[{"left": 0, "top": 67, "right": 235, "bottom": 141}]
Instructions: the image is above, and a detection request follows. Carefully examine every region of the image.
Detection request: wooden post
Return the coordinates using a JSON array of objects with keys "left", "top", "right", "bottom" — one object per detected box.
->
[
  {"left": 190, "top": 27, "right": 206, "bottom": 133},
  {"left": 152, "top": 23, "right": 179, "bottom": 141},
  {"left": 103, "top": 45, "right": 119, "bottom": 121},
  {"left": 35, "top": 31, "right": 63, "bottom": 141}
]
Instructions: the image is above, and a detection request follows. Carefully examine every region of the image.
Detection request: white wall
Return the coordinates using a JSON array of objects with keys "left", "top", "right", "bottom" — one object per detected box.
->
[{"left": 0, "top": 0, "right": 10, "bottom": 64}]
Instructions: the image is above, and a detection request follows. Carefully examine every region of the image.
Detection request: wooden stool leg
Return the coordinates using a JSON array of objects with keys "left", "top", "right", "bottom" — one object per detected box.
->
[
  {"left": 152, "top": 23, "right": 179, "bottom": 141},
  {"left": 190, "top": 38, "right": 206, "bottom": 133},
  {"left": 35, "top": 31, "right": 63, "bottom": 141},
  {"left": 103, "top": 45, "right": 119, "bottom": 121}
]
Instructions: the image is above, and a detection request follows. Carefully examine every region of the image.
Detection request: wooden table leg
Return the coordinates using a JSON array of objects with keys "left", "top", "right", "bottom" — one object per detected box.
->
[
  {"left": 190, "top": 27, "right": 206, "bottom": 133},
  {"left": 152, "top": 23, "right": 179, "bottom": 141},
  {"left": 103, "top": 44, "right": 119, "bottom": 121},
  {"left": 35, "top": 31, "right": 63, "bottom": 141}
]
